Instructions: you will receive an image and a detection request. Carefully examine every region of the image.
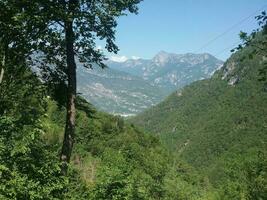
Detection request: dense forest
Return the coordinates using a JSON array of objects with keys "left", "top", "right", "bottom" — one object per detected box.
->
[{"left": 0, "top": 0, "right": 267, "bottom": 200}]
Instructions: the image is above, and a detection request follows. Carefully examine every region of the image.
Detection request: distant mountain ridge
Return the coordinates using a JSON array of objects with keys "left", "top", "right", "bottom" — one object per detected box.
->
[
  {"left": 107, "top": 51, "right": 223, "bottom": 92},
  {"left": 77, "top": 51, "right": 223, "bottom": 115}
]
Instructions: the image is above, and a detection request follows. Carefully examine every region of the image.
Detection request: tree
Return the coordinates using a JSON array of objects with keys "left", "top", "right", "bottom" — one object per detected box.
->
[
  {"left": 8, "top": 0, "right": 143, "bottom": 175},
  {"left": 232, "top": 11, "right": 267, "bottom": 84},
  {"left": 0, "top": 11, "right": 67, "bottom": 196},
  {"left": 0, "top": 1, "right": 28, "bottom": 85}
]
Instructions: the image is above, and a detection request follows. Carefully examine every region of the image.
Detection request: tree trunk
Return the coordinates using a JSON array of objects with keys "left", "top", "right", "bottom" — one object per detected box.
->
[
  {"left": 60, "top": 19, "right": 77, "bottom": 175},
  {"left": 0, "top": 53, "right": 5, "bottom": 84}
]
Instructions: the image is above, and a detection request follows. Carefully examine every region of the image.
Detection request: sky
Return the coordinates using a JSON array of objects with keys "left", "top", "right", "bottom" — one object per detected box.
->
[{"left": 99, "top": 0, "right": 267, "bottom": 62}]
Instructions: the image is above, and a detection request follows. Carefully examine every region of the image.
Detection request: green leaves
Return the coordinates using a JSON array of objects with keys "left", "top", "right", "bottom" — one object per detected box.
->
[{"left": 0, "top": 115, "right": 66, "bottom": 199}]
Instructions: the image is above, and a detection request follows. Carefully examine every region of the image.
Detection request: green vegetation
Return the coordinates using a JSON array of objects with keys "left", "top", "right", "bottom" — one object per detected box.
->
[
  {"left": 0, "top": 0, "right": 144, "bottom": 175},
  {"left": 131, "top": 30, "right": 267, "bottom": 199},
  {"left": 0, "top": 0, "right": 266, "bottom": 199}
]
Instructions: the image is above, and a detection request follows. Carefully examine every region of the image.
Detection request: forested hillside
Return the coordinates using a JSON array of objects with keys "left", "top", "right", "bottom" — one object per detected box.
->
[{"left": 131, "top": 31, "right": 267, "bottom": 199}]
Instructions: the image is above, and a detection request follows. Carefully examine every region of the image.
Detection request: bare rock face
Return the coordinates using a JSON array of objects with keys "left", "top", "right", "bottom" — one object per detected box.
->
[
  {"left": 221, "top": 61, "right": 237, "bottom": 80},
  {"left": 221, "top": 60, "right": 241, "bottom": 86},
  {"left": 228, "top": 76, "right": 240, "bottom": 86}
]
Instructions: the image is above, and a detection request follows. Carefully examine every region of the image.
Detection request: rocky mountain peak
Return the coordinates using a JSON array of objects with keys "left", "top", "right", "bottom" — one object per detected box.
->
[{"left": 153, "top": 51, "right": 175, "bottom": 65}]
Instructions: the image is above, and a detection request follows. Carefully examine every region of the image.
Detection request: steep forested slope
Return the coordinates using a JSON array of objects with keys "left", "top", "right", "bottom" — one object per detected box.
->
[{"left": 131, "top": 33, "right": 267, "bottom": 199}]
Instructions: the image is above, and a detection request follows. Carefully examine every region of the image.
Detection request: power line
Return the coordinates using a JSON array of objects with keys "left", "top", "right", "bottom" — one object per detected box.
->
[
  {"left": 214, "top": 41, "right": 241, "bottom": 58},
  {"left": 194, "top": 4, "right": 267, "bottom": 53}
]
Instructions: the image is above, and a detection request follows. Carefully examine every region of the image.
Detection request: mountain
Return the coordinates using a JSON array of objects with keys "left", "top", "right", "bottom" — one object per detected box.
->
[
  {"left": 77, "top": 66, "right": 169, "bottom": 116},
  {"left": 77, "top": 52, "right": 223, "bottom": 115},
  {"left": 107, "top": 51, "right": 223, "bottom": 93},
  {"left": 130, "top": 34, "right": 267, "bottom": 198}
]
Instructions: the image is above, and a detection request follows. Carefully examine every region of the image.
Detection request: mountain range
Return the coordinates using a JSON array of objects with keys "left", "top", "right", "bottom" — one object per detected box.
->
[{"left": 77, "top": 51, "right": 223, "bottom": 115}]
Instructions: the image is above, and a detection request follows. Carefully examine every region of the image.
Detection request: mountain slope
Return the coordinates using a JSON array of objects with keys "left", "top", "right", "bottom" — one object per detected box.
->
[
  {"left": 130, "top": 34, "right": 267, "bottom": 197},
  {"left": 131, "top": 44, "right": 267, "bottom": 166},
  {"left": 77, "top": 66, "right": 168, "bottom": 116},
  {"left": 77, "top": 52, "right": 222, "bottom": 115}
]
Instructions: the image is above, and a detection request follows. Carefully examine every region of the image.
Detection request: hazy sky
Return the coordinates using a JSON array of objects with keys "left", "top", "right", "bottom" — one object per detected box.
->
[{"left": 100, "top": 0, "right": 266, "bottom": 61}]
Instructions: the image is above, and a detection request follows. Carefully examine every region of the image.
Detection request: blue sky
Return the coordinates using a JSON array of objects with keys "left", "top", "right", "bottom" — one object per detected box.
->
[{"left": 100, "top": 0, "right": 267, "bottom": 61}]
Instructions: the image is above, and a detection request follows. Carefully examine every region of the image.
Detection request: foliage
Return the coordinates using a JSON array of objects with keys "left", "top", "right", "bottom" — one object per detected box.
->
[
  {"left": 232, "top": 11, "right": 267, "bottom": 84},
  {"left": 0, "top": 0, "right": 144, "bottom": 175},
  {"left": 0, "top": 116, "right": 67, "bottom": 200},
  {"left": 45, "top": 99, "right": 174, "bottom": 199},
  {"left": 0, "top": 62, "right": 67, "bottom": 199}
]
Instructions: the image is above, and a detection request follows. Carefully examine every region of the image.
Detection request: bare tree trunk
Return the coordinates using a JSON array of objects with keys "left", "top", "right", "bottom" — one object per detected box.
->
[{"left": 60, "top": 19, "right": 77, "bottom": 175}]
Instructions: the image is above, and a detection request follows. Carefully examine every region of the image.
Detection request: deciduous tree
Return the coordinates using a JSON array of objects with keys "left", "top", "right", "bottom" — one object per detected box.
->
[{"left": 4, "top": 0, "right": 143, "bottom": 175}]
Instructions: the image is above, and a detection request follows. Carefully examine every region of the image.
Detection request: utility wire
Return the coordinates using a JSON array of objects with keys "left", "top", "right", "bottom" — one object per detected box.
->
[
  {"left": 194, "top": 4, "right": 267, "bottom": 53},
  {"left": 214, "top": 41, "right": 241, "bottom": 58}
]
